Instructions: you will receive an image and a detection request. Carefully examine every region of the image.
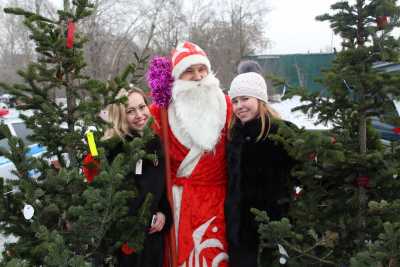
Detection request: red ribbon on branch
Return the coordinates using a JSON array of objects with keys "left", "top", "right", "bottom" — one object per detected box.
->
[
  {"left": 376, "top": 16, "right": 388, "bottom": 30},
  {"left": 356, "top": 175, "right": 369, "bottom": 189},
  {"left": 66, "top": 19, "right": 76, "bottom": 49}
]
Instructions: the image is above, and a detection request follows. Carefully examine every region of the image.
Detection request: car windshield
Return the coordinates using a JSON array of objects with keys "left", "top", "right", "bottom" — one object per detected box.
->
[
  {"left": 12, "top": 122, "right": 34, "bottom": 145},
  {"left": 0, "top": 131, "right": 9, "bottom": 151},
  {"left": 381, "top": 101, "right": 400, "bottom": 125},
  {"left": 0, "top": 121, "right": 34, "bottom": 152}
]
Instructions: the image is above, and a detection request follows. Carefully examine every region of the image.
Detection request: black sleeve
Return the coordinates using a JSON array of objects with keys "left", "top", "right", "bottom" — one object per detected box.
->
[
  {"left": 153, "top": 139, "right": 173, "bottom": 232},
  {"left": 158, "top": 190, "right": 172, "bottom": 232}
]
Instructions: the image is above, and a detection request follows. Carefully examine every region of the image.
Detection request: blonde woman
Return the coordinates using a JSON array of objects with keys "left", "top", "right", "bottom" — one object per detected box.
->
[
  {"left": 225, "top": 72, "right": 296, "bottom": 266},
  {"left": 103, "top": 87, "right": 170, "bottom": 267}
]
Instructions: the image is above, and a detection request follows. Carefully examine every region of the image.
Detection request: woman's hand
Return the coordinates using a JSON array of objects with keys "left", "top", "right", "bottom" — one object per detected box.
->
[{"left": 149, "top": 212, "right": 165, "bottom": 234}]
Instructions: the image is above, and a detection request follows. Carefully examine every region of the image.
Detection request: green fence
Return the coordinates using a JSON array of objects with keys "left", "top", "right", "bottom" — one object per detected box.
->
[{"left": 247, "top": 53, "right": 335, "bottom": 94}]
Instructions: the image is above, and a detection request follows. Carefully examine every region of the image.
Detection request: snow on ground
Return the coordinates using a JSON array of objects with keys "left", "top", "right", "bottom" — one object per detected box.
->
[
  {"left": 0, "top": 234, "right": 17, "bottom": 256},
  {"left": 270, "top": 95, "right": 332, "bottom": 130}
]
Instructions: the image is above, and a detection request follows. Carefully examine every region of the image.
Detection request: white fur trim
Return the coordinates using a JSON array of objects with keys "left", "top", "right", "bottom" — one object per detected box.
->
[
  {"left": 173, "top": 185, "right": 184, "bottom": 248},
  {"left": 168, "top": 73, "right": 227, "bottom": 153},
  {"left": 176, "top": 146, "right": 203, "bottom": 177},
  {"left": 168, "top": 104, "right": 192, "bottom": 148},
  {"left": 172, "top": 54, "right": 211, "bottom": 79}
]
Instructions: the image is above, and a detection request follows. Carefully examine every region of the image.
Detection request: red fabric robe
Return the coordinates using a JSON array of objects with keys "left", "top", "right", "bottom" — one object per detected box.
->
[{"left": 151, "top": 95, "right": 231, "bottom": 267}]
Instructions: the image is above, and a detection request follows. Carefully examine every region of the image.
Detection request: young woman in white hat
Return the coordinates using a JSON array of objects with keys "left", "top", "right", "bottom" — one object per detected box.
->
[{"left": 225, "top": 72, "right": 296, "bottom": 266}]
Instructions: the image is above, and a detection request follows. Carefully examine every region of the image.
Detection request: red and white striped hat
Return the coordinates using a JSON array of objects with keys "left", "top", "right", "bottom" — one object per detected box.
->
[{"left": 171, "top": 41, "right": 211, "bottom": 79}]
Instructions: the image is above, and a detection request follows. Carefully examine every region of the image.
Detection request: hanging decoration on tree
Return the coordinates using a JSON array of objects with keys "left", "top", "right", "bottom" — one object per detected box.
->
[
  {"left": 146, "top": 56, "right": 173, "bottom": 108},
  {"left": 82, "top": 131, "right": 100, "bottom": 183},
  {"left": 376, "top": 16, "right": 389, "bottom": 30},
  {"left": 293, "top": 186, "right": 303, "bottom": 200},
  {"left": 355, "top": 175, "right": 369, "bottom": 189},
  {"left": 121, "top": 242, "right": 135, "bottom": 255},
  {"left": 330, "top": 136, "right": 337, "bottom": 144},
  {"left": 22, "top": 204, "right": 35, "bottom": 220},
  {"left": 308, "top": 152, "right": 317, "bottom": 162},
  {"left": 86, "top": 131, "right": 98, "bottom": 157},
  {"left": 66, "top": 19, "right": 76, "bottom": 49},
  {"left": 277, "top": 243, "right": 289, "bottom": 265},
  {"left": 82, "top": 153, "right": 100, "bottom": 183}
]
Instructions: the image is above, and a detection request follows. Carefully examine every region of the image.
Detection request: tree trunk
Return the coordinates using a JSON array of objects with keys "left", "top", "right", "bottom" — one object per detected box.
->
[
  {"left": 357, "top": 85, "right": 368, "bottom": 243},
  {"left": 64, "top": 0, "right": 70, "bottom": 11},
  {"left": 63, "top": 0, "right": 77, "bottom": 167},
  {"left": 355, "top": 0, "right": 368, "bottom": 243},
  {"left": 359, "top": 114, "right": 367, "bottom": 154}
]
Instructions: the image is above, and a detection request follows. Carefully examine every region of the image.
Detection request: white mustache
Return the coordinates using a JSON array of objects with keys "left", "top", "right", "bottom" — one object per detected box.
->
[{"left": 172, "top": 73, "right": 220, "bottom": 100}]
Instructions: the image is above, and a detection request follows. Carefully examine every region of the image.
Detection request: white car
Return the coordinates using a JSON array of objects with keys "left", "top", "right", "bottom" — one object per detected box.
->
[
  {"left": 0, "top": 109, "right": 46, "bottom": 180},
  {"left": 270, "top": 94, "right": 400, "bottom": 142}
]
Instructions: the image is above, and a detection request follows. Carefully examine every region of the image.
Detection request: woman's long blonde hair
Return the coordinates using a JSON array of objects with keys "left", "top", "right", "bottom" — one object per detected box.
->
[
  {"left": 229, "top": 99, "right": 281, "bottom": 142},
  {"left": 102, "top": 87, "right": 149, "bottom": 140}
]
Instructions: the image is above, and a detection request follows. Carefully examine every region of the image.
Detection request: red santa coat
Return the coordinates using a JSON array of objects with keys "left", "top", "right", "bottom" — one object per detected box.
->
[{"left": 151, "top": 95, "right": 231, "bottom": 267}]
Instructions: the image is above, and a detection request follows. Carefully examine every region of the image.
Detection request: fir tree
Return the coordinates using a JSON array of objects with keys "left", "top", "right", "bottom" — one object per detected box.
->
[
  {"left": 253, "top": 0, "right": 400, "bottom": 266},
  {"left": 0, "top": 1, "right": 154, "bottom": 266}
]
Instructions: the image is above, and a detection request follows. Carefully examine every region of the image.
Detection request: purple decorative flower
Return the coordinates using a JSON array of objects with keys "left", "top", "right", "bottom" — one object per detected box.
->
[{"left": 146, "top": 56, "right": 173, "bottom": 108}]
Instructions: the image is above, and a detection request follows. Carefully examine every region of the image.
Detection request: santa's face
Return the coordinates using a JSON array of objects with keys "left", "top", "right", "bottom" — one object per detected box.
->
[
  {"left": 179, "top": 64, "right": 208, "bottom": 81},
  {"left": 232, "top": 96, "right": 259, "bottom": 123},
  {"left": 126, "top": 92, "right": 150, "bottom": 133},
  {"left": 169, "top": 72, "right": 226, "bottom": 151}
]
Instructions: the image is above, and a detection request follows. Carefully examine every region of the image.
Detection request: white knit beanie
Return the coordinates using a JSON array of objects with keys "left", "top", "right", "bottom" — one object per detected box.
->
[
  {"left": 229, "top": 72, "right": 268, "bottom": 103},
  {"left": 171, "top": 41, "right": 211, "bottom": 79}
]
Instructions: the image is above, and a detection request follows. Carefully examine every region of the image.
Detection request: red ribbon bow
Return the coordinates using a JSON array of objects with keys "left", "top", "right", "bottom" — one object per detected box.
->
[
  {"left": 82, "top": 153, "right": 100, "bottom": 183},
  {"left": 121, "top": 242, "right": 135, "bottom": 255}
]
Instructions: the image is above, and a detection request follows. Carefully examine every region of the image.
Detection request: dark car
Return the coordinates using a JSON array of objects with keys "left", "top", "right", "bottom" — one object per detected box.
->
[{"left": 371, "top": 99, "right": 400, "bottom": 142}]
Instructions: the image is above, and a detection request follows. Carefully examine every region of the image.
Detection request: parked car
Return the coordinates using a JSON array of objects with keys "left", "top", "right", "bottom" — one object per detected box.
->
[
  {"left": 270, "top": 95, "right": 400, "bottom": 142},
  {"left": 0, "top": 109, "right": 46, "bottom": 180},
  {"left": 371, "top": 98, "right": 400, "bottom": 142}
]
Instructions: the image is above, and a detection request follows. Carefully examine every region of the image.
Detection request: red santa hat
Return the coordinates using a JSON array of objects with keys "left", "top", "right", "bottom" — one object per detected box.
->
[{"left": 171, "top": 41, "right": 211, "bottom": 79}]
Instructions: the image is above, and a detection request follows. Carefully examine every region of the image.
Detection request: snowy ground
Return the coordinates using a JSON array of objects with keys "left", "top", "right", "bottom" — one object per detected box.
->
[{"left": 270, "top": 95, "right": 332, "bottom": 130}]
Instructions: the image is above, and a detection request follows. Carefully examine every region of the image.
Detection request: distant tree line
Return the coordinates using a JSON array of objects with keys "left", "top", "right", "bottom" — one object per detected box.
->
[{"left": 0, "top": 0, "right": 270, "bottom": 89}]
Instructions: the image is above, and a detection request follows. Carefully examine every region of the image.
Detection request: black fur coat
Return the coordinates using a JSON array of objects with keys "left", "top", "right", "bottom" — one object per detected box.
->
[
  {"left": 225, "top": 116, "right": 296, "bottom": 250},
  {"left": 106, "top": 134, "right": 171, "bottom": 267}
]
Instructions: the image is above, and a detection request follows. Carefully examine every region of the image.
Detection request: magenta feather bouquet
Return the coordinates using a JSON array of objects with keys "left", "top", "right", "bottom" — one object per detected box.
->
[{"left": 146, "top": 56, "right": 173, "bottom": 108}]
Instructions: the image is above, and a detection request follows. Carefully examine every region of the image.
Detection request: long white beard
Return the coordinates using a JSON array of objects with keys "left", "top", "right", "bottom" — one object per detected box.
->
[{"left": 168, "top": 73, "right": 227, "bottom": 151}]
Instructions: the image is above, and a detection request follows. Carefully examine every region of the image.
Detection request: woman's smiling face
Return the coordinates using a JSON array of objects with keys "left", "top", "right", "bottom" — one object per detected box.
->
[
  {"left": 232, "top": 96, "right": 259, "bottom": 123},
  {"left": 126, "top": 92, "right": 150, "bottom": 132}
]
